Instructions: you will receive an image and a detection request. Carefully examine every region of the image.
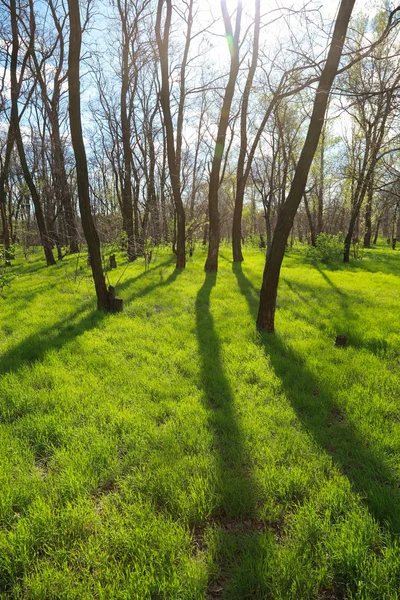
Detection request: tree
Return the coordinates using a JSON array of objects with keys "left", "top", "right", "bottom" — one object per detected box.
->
[
  {"left": 205, "top": 0, "right": 242, "bottom": 272},
  {"left": 30, "top": 0, "right": 80, "bottom": 255},
  {"left": 156, "top": 0, "right": 189, "bottom": 269},
  {"left": 340, "top": 13, "right": 400, "bottom": 262},
  {"left": 68, "top": 0, "right": 110, "bottom": 310},
  {"left": 231, "top": 0, "right": 260, "bottom": 263},
  {"left": 10, "top": 0, "right": 56, "bottom": 266},
  {"left": 257, "top": 0, "right": 355, "bottom": 332}
]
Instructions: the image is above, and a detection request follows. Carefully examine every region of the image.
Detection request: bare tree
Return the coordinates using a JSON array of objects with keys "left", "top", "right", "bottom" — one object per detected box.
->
[
  {"left": 204, "top": 0, "right": 242, "bottom": 272},
  {"left": 30, "top": 0, "right": 80, "bottom": 255},
  {"left": 156, "top": 0, "right": 188, "bottom": 269}
]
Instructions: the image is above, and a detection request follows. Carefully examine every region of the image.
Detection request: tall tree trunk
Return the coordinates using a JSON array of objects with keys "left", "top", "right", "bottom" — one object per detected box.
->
[
  {"left": 257, "top": 0, "right": 355, "bottom": 332},
  {"left": 68, "top": 0, "right": 110, "bottom": 310}
]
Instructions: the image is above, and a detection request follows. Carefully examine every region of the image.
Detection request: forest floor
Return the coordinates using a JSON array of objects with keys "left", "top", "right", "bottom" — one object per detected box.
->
[{"left": 1, "top": 242, "right": 400, "bottom": 599}]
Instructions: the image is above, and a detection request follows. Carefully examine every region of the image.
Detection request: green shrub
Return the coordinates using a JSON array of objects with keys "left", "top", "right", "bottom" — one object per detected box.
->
[
  {"left": 0, "top": 245, "right": 15, "bottom": 297},
  {"left": 306, "top": 233, "right": 344, "bottom": 263}
]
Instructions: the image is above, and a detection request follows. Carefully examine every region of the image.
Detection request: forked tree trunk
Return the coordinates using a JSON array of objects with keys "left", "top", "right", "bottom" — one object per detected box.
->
[
  {"left": 68, "top": 0, "right": 110, "bottom": 310},
  {"left": 257, "top": 0, "right": 355, "bottom": 332}
]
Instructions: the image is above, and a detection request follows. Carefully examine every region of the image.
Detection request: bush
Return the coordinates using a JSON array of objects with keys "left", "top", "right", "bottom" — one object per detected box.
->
[
  {"left": 0, "top": 245, "right": 15, "bottom": 297},
  {"left": 306, "top": 233, "right": 344, "bottom": 264}
]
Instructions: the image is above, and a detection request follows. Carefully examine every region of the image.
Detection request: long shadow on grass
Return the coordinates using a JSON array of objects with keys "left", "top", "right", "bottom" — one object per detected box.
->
[
  {"left": 116, "top": 256, "right": 176, "bottom": 296},
  {"left": 0, "top": 258, "right": 178, "bottom": 378},
  {"left": 0, "top": 303, "right": 105, "bottom": 378},
  {"left": 233, "top": 262, "right": 400, "bottom": 535},
  {"left": 119, "top": 265, "right": 182, "bottom": 308},
  {"left": 285, "top": 267, "right": 390, "bottom": 355},
  {"left": 351, "top": 249, "right": 400, "bottom": 277},
  {"left": 195, "top": 273, "right": 271, "bottom": 598}
]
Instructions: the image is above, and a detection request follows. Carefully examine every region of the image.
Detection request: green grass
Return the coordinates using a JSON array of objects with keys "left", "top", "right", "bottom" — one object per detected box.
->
[{"left": 1, "top": 243, "right": 400, "bottom": 599}]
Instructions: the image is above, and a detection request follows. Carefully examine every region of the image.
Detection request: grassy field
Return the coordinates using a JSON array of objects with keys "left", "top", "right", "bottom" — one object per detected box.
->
[{"left": 1, "top": 243, "right": 400, "bottom": 599}]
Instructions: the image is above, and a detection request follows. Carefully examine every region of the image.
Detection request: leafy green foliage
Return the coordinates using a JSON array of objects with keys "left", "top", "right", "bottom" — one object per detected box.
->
[
  {"left": 0, "top": 245, "right": 399, "bottom": 598},
  {"left": 0, "top": 245, "right": 16, "bottom": 297},
  {"left": 306, "top": 233, "right": 344, "bottom": 263}
]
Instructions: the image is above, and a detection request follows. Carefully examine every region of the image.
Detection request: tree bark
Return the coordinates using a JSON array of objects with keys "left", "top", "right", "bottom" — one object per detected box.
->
[{"left": 257, "top": 0, "right": 355, "bottom": 332}]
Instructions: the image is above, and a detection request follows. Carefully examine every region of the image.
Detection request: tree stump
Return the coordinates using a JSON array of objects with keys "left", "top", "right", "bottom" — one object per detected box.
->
[
  {"left": 112, "top": 298, "right": 123, "bottom": 312},
  {"left": 108, "top": 285, "right": 123, "bottom": 313},
  {"left": 335, "top": 335, "right": 347, "bottom": 347},
  {"left": 108, "top": 285, "right": 115, "bottom": 302},
  {"left": 109, "top": 254, "right": 117, "bottom": 269}
]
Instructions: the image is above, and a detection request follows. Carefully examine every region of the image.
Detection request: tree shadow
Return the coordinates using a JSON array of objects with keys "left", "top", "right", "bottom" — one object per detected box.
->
[
  {"left": 0, "top": 303, "right": 105, "bottom": 378},
  {"left": 194, "top": 273, "right": 273, "bottom": 598},
  {"left": 0, "top": 256, "right": 178, "bottom": 379},
  {"left": 232, "top": 262, "right": 400, "bottom": 535},
  {"left": 116, "top": 256, "right": 176, "bottom": 296},
  {"left": 281, "top": 267, "right": 391, "bottom": 355},
  {"left": 120, "top": 265, "right": 182, "bottom": 304},
  {"left": 351, "top": 250, "right": 400, "bottom": 277}
]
